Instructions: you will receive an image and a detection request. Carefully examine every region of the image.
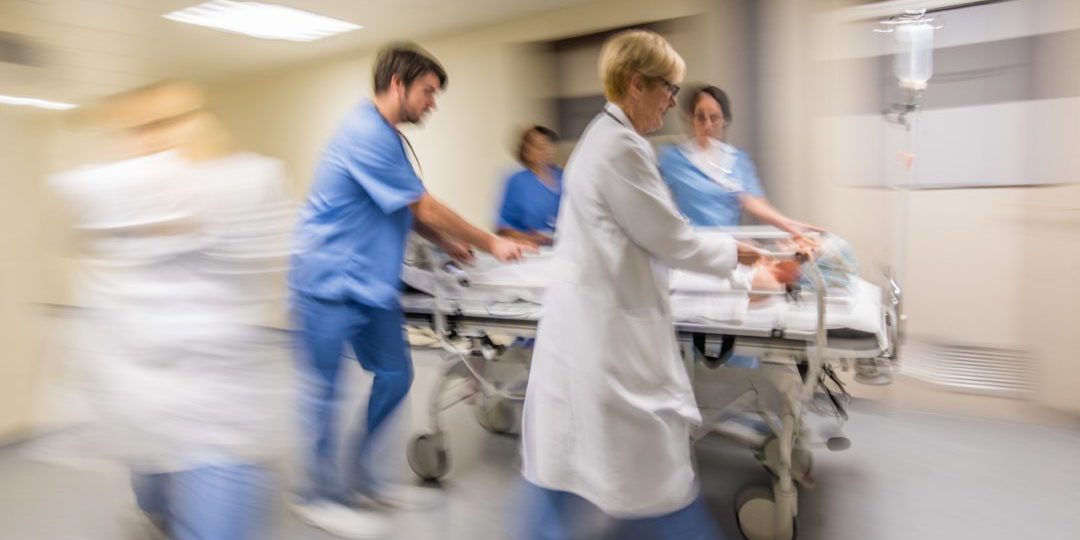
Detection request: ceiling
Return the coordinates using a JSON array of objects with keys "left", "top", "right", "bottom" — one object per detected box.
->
[{"left": 0, "top": 0, "right": 590, "bottom": 105}]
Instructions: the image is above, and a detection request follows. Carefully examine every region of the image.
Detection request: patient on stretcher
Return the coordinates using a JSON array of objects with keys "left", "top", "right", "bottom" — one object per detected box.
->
[
  {"left": 402, "top": 231, "right": 860, "bottom": 310},
  {"left": 746, "top": 233, "right": 860, "bottom": 298}
]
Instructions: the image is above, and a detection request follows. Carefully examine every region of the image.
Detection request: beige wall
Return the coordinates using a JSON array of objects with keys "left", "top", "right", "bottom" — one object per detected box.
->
[
  {"left": 1020, "top": 184, "right": 1080, "bottom": 414},
  {"left": 207, "top": 0, "right": 739, "bottom": 227},
  {"left": 0, "top": 109, "right": 58, "bottom": 437},
  {"left": 770, "top": 0, "right": 1080, "bottom": 420}
]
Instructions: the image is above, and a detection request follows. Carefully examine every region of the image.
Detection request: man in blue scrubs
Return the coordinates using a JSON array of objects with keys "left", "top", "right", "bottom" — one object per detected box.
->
[
  {"left": 289, "top": 42, "right": 532, "bottom": 538},
  {"left": 496, "top": 125, "right": 562, "bottom": 246}
]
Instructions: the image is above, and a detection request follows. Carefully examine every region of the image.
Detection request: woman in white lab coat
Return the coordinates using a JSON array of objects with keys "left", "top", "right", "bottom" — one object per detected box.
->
[{"left": 519, "top": 30, "right": 765, "bottom": 539}]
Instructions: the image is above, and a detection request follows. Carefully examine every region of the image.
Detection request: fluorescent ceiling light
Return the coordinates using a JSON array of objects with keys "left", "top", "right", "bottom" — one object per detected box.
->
[
  {"left": 164, "top": 1, "right": 362, "bottom": 42},
  {"left": 0, "top": 94, "right": 77, "bottom": 110}
]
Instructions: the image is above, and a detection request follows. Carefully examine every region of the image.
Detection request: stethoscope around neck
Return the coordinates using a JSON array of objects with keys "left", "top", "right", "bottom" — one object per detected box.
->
[
  {"left": 603, "top": 108, "right": 625, "bottom": 127},
  {"left": 397, "top": 129, "right": 425, "bottom": 180},
  {"left": 690, "top": 140, "right": 741, "bottom": 191}
]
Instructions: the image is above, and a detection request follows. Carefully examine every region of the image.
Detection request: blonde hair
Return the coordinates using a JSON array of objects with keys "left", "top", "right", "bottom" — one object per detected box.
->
[{"left": 599, "top": 30, "right": 686, "bottom": 102}]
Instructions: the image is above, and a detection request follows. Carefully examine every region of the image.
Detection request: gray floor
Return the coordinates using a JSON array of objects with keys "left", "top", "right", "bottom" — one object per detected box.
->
[{"left": 3, "top": 348, "right": 1080, "bottom": 540}]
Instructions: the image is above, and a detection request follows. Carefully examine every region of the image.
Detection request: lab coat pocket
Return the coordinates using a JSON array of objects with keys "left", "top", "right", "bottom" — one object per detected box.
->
[{"left": 608, "top": 309, "right": 692, "bottom": 405}]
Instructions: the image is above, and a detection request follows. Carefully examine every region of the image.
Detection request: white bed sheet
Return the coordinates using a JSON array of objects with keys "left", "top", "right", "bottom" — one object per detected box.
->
[{"left": 400, "top": 253, "right": 884, "bottom": 340}]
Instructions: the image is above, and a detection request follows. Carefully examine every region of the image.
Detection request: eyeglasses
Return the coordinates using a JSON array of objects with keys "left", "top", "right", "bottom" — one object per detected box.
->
[
  {"left": 694, "top": 113, "right": 726, "bottom": 126},
  {"left": 657, "top": 76, "right": 680, "bottom": 98}
]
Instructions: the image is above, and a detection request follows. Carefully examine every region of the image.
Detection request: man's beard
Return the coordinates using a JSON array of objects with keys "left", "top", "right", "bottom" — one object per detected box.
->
[{"left": 399, "top": 94, "right": 422, "bottom": 124}]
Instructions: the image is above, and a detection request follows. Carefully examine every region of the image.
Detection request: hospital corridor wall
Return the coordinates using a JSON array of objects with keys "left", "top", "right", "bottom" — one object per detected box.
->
[
  {"left": 754, "top": 0, "right": 1080, "bottom": 421},
  {"left": 0, "top": 109, "right": 61, "bottom": 438}
]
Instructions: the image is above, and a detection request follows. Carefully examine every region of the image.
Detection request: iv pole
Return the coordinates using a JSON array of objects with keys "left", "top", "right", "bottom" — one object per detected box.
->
[{"left": 870, "top": 9, "right": 938, "bottom": 380}]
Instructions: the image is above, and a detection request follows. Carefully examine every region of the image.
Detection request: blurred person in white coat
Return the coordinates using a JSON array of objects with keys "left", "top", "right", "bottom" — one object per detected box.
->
[{"left": 38, "top": 81, "right": 292, "bottom": 540}]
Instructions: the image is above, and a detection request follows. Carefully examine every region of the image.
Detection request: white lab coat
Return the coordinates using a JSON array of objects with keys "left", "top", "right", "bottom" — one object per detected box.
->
[
  {"left": 521, "top": 103, "right": 741, "bottom": 517},
  {"left": 36, "top": 152, "right": 294, "bottom": 473}
]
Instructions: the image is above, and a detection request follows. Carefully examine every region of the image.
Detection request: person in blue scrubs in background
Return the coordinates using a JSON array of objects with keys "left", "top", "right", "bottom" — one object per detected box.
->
[
  {"left": 658, "top": 85, "right": 819, "bottom": 237},
  {"left": 496, "top": 125, "right": 563, "bottom": 246},
  {"left": 288, "top": 42, "right": 533, "bottom": 539},
  {"left": 659, "top": 85, "right": 820, "bottom": 370}
]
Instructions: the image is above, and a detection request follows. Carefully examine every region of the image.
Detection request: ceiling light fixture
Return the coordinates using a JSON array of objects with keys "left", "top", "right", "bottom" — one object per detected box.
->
[
  {"left": 0, "top": 94, "right": 77, "bottom": 110},
  {"left": 164, "top": 1, "right": 362, "bottom": 42}
]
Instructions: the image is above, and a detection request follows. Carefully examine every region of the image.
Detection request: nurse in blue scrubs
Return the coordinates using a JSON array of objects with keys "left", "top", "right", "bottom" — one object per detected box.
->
[
  {"left": 658, "top": 85, "right": 819, "bottom": 237},
  {"left": 659, "top": 85, "right": 820, "bottom": 370},
  {"left": 495, "top": 125, "right": 563, "bottom": 246}
]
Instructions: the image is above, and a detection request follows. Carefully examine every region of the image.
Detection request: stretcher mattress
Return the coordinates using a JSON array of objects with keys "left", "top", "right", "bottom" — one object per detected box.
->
[{"left": 400, "top": 252, "right": 885, "bottom": 344}]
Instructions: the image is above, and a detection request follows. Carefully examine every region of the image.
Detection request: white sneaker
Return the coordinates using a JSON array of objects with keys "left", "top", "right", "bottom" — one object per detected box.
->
[
  {"left": 290, "top": 499, "right": 392, "bottom": 539},
  {"left": 357, "top": 484, "right": 444, "bottom": 511}
]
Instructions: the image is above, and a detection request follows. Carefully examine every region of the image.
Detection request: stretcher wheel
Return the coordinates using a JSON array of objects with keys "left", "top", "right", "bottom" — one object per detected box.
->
[
  {"left": 474, "top": 395, "right": 516, "bottom": 435},
  {"left": 826, "top": 436, "right": 851, "bottom": 452},
  {"left": 407, "top": 433, "right": 449, "bottom": 481},
  {"left": 854, "top": 358, "right": 892, "bottom": 385},
  {"left": 735, "top": 486, "right": 797, "bottom": 540}
]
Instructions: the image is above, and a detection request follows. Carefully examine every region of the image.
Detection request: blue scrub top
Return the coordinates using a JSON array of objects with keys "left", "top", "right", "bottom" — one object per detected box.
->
[
  {"left": 289, "top": 100, "right": 426, "bottom": 309},
  {"left": 658, "top": 142, "right": 765, "bottom": 227},
  {"left": 495, "top": 167, "right": 563, "bottom": 234}
]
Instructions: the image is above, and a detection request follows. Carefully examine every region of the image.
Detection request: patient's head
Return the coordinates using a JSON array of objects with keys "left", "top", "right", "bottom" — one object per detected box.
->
[
  {"left": 799, "top": 233, "right": 859, "bottom": 293},
  {"left": 753, "top": 233, "right": 860, "bottom": 294}
]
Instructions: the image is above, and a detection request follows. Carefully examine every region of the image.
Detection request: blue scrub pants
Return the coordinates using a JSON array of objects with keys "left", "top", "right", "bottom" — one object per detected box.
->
[
  {"left": 516, "top": 481, "right": 723, "bottom": 540},
  {"left": 132, "top": 464, "right": 274, "bottom": 540},
  {"left": 292, "top": 294, "right": 414, "bottom": 503}
]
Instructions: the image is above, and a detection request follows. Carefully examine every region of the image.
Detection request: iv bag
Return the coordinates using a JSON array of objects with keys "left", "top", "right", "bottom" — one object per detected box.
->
[{"left": 893, "top": 22, "right": 933, "bottom": 89}]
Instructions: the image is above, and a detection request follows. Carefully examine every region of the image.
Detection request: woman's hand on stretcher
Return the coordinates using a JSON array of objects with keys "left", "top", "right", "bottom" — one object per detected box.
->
[
  {"left": 772, "top": 216, "right": 824, "bottom": 252},
  {"left": 792, "top": 234, "right": 820, "bottom": 254},
  {"left": 485, "top": 235, "right": 538, "bottom": 263},
  {"left": 774, "top": 236, "right": 819, "bottom": 261}
]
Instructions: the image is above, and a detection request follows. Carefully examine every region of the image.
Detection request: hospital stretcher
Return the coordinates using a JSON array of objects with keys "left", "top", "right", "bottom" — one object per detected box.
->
[{"left": 399, "top": 229, "right": 902, "bottom": 540}]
